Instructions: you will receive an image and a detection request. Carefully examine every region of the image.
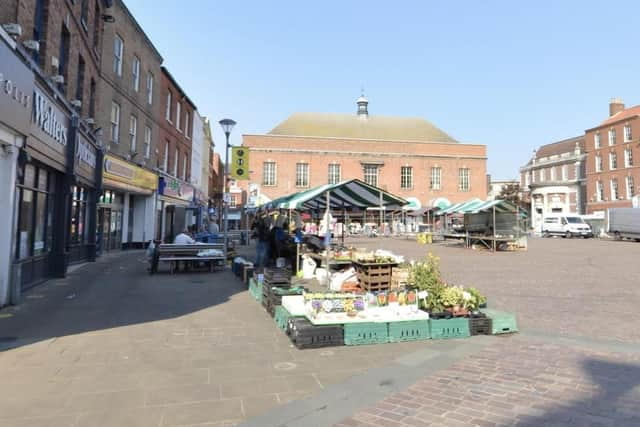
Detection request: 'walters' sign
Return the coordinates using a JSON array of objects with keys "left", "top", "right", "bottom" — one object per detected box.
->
[{"left": 33, "top": 88, "right": 68, "bottom": 146}]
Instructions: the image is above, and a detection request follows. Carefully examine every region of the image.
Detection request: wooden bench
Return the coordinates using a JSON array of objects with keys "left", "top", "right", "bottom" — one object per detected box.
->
[{"left": 151, "top": 243, "right": 226, "bottom": 274}]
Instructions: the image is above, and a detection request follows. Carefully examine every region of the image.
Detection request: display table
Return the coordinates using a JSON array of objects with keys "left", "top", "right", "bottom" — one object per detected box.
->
[
  {"left": 308, "top": 308, "right": 428, "bottom": 325},
  {"left": 281, "top": 295, "right": 307, "bottom": 316},
  {"left": 306, "top": 252, "right": 353, "bottom": 269}
]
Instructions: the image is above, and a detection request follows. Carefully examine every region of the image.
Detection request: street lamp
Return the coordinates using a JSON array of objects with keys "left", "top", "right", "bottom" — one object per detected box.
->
[{"left": 219, "top": 118, "right": 236, "bottom": 260}]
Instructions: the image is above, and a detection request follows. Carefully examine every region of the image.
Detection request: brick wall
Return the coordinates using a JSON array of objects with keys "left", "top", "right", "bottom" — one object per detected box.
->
[{"left": 242, "top": 134, "right": 487, "bottom": 206}]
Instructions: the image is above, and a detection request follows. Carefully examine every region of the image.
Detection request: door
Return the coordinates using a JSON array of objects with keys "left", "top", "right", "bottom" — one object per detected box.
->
[{"left": 101, "top": 208, "right": 111, "bottom": 251}]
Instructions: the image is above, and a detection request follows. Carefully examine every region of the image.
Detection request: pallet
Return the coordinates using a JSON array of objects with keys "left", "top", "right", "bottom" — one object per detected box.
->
[
  {"left": 430, "top": 317, "right": 471, "bottom": 339},
  {"left": 388, "top": 320, "right": 431, "bottom": 342},
  {"left": 344, "top": 322, "right": 389, "bottom": 346},
  {"left": 287, "top": 318, "right": 344, "bottom": 349}
]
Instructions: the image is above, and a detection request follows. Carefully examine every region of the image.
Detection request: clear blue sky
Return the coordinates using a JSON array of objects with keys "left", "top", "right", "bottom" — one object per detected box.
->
[{"left": 126, "top": 0, "right": 639, "bottom": 179}]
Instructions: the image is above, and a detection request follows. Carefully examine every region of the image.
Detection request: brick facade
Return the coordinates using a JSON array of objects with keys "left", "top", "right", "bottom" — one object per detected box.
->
[
  {"left": 158, "top": 67, "right": 196, "bottom": 182},
  {"left": 95, "top": 0, "right": 162, "bottom": 169},
  {"left": 242, "top": 133, "right": 487, "bottom": 207},
  {"left": 1, "top": 0, "right": 105, "bottom": 118},
  {"left": 584, "top": 100, "right": 640, "bottom": 213}
]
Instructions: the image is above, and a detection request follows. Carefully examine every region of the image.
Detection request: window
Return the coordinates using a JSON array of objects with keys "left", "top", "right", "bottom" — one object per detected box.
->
[
  {"left": 594, "top": 133, "right": 601, "bottom": 149},
  {"left": 182, "top": 154, "right": 188, "bottom": 181},
  {"left": 624, "top": 124, "right": 632, "bottom": 142},
  {"left": 562, "top": 165, "right": 568, "bottom": 181},
  {"left": 80, "top": 0, "right": 89, "bottom": 27},
  {"left": 16, "top": 164, "right": 54, "bottom": 259},
  {"left": 110, "top": 102, "right": 120, "bottom": 143},
  {"left": 608, "top": 128, "right": 616, "bottom": 145},
  {"left": 165, "top": 91, "right": 172, "bottom": 121},
  {"left": 162, "top": 141, "right": 169, "bottom": 171},
  {"left": 328, "top": 164, "right": 341, "bottom": 184},
  {"left": 400, "top": 166, "right": 413, "bottom": 189},
  {"left": 176, "top": 102, "right": 181, "bottom": 131},
  {"left": 89, "top": 78, "right": 96, "bottom": 118},
  {"left": 458, "top": 168, "right": 470, "bottom": 191},
  {"left": 70, "top": 186, "right": 88, "bottom": 244},
  {"left": 363, "top": 165, "right": 378, "bottom": 187},
  {"left": 92, "top": 0, "right": 100, "bottom": 50},
  {"left": 185, "top": 111, "right": 190, "bottom": 137},
  {"left": 624, "top": 147, "right": 633, "bottom": 167},
  {"left": 113, "top": 35, "right": 123, "bottom": 77},
  {"left": 430, "top": 167, "right": 442, "bottom": 190},
  {"left": 75, "top": 55, "right": 85, "bottom": 104},
  {"left": 596, "top": 180, "right": 603, "bottom": 202},
  {"left": 296, "top": 163, "right": 309, "bottom": 187},
  {"left": 132, "top": 56, "right": 140, "bottom": 92},
  {"left": 129, "top": 115, "right": 137, "bottom": 152},
  {"left": 33, "top": 0, "right": 46, "bottom": 62},
  {"left": 610, "top": 179, "right": 619, "bottom": 200},
  {"left": 144, "top": 126, "right": 151, "bottom": 159},
  {"left": 595, "top": 155, "right": 603, "bottom": 172},
  {"left": 263, "top": 162, "right": 276, "bottom": 186},
  {"left": 626, "top": 176, "right": 635, "bottom": 199},
  {"left": 609, "top": 152, "right": 618, "bottom": 170},
  {"left": 59, "top": 25, "right": 70, "bottom": 91},
  {"left": 550, "top": 167, "right": 556, "bottom": 181},
  {"left": 539, "top": 168, "right": 545, "bottom": 182},
  {"left": 173, "top": 148, "right": 178, "bottom": 176},
  {"left": 524, "top": 173, "right": 530, "bottom": 187},
  {"left": 146, "top": 72, "right": 154, "bottom": 105}
]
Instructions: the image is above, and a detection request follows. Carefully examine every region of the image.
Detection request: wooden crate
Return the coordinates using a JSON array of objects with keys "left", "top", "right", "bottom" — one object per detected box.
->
[{"left": 354, "top": 262, "right": 396, "bottom": 292}]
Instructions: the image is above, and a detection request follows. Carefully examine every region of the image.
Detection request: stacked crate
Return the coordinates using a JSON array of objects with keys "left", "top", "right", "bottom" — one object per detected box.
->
[
  {"left": 286, "top": 318, "right": 344, "bottom": 349},
  {"left": 353, "top": 262, "right": 397, "bottom": 292},
  {"left": 262, "top": 268, "right": 292, "bottom": 316}
]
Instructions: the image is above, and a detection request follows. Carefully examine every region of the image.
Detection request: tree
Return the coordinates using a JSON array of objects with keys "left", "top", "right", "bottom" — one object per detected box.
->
[{"left": 497, "top": 183, "right": 528, "bottom": 210}]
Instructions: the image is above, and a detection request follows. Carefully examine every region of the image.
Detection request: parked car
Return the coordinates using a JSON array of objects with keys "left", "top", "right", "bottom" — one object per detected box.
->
[
  {"left": 607, "top": 208, "right": 640, "bottom": 241},
  {"left": 542, "top": 214, "right": 593, "bottom": 238}
]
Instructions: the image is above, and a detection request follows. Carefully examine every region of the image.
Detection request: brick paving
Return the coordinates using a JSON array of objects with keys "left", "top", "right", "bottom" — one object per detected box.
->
[{"left": 335, "top": 337, "right": 640, "bottom": 427}]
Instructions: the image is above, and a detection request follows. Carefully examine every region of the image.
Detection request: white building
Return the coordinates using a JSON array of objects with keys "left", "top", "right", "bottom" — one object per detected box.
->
[
  {"left": 487, "top": 179, "right": 519, "bottom": 200},
  {"left": 191, "top": 112, "right": 204, "bottom": 192},
  {"left": 520, "top": 136, "right": 586, "bottom": 232}
]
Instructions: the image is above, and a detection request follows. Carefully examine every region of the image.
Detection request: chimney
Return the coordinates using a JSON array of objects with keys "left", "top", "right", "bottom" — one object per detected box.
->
[{"left": 609, "top": 97, "right": 625, "bottom": 117}]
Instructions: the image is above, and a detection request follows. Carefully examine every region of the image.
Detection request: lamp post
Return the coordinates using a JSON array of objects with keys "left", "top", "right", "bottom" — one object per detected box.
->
[{"left": 219, "top": 118, "right": 236, "bottom": 260}]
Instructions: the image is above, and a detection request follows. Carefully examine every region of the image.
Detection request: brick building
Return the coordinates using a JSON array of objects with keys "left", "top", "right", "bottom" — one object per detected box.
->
[
  {"left": 156, "top": 66, "right": 198, "bottom": 241},
  {"left": 519, "top": 136, "right": 586, "bottom": 232},
  {"left": 585, "top": 98, "right": 640, "bottom": 213},
  {"left": 95, "top": 0, "right": 162, "bottom": 250},
  {"left": 242, "top": 96, "right": 487, "bottom": 214}
]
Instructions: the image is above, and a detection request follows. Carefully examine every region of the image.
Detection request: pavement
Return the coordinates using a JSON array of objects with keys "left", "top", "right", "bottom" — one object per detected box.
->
[{"left": 0, "top": 237, "right": 639, "bottom": 426}]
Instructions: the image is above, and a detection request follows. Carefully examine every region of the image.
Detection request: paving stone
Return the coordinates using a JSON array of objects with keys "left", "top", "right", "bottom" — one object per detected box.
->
[
  {"left": 160, "top": 399, "right": 243, "bottom": 426},
  {"left": 241, "top": 394, "right": 280, "bottom": 418},
  {"left": 144, "top": 383, "right": 222, "bottom": 406},
  {"left": 75, "top": 407, "right": 162, "bottom": 427}
]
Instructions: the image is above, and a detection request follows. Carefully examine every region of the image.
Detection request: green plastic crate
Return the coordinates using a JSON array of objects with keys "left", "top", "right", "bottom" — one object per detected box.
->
[
  {"left": 388, "top": 320, "right": 431, "bottom": 342},
  {"left": 248, "top": 278, "right": 262, "bottom": 303},
  {"left": 429, "top": 317, "right": 471, "bottom": 339},
  {"left": 344, "top": 322, "right": 389, "bottom": 346},
  {"left": 274, "top": 305, "right": 295, "bottom": 331},
  {"left": 480, "top": 309, "right": 518, "bottom": 334}
]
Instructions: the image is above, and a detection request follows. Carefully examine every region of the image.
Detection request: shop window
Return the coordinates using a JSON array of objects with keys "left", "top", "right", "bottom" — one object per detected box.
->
[
  {"left": 16, "top": 164, "right": 54, "bottom": 260},
  {"left": 70, "top": 186, "right": 88, "bottom": 243}
]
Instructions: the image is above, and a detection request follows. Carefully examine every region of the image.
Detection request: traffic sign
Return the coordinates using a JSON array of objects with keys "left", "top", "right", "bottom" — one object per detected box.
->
[{"left": 231, "top": 147, "right": 249, "bottom": 180}]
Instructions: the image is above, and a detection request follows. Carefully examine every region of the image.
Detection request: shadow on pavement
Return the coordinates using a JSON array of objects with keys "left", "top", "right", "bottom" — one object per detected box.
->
[
  {"left": 0, "top": 250, "right": 248, "bottom": 351},
  {"left": 517, "top": 358, "right": 640, "bottom": 426}
]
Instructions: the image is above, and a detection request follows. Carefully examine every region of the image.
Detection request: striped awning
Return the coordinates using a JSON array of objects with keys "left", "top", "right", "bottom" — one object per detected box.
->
[
  {"left": 462, "top": 199, "right": 520, "bottom": 214},
  {"left": 270, "top": 179, "right": 407, "bottom": 210},
  {"left": 436, "top": 198, "right": 483, "bottom": 215}
]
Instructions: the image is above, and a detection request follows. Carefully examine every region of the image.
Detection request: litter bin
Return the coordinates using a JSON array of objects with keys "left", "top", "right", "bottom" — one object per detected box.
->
[{"left": 425, "top": 232, "right": 433, "bottom": 244}]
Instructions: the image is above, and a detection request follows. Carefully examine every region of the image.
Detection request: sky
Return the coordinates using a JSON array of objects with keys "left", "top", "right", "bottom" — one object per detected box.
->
[{"left": 126, "top": 0, "right": 640, "bottom": 179}]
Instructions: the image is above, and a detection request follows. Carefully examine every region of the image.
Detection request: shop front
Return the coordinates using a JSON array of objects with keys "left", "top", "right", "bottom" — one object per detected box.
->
[
  {"left": 157, "top": 175, "right": 195, "bottom": 242},
  {"left": 0, "top": 33, "right": 33, "bottom": 305},
  {"left": 100, "top": 154, "right": 157, "bottom": 253}
]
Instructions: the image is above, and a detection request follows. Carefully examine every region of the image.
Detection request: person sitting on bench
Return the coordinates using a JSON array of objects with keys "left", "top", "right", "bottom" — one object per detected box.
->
[{"left": 173, "top": 229, "right": 196, "bottom": 271}]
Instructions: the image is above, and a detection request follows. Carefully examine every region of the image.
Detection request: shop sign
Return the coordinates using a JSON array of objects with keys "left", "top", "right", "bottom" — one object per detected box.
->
[
  {"left": 0, "top": 39, "right": 34, "bottom": 135},
  {"left": 104, "top": 154, "right": 157, "bottom": 191},
  {"left": 76, "top": 138, "right": 96, "bottom": 168},
  {"left": 32, "top": 87, "right": 68, "bottom": 146},
  {"left": 161, "top": 177, "right": 194, "bottom": 202}
]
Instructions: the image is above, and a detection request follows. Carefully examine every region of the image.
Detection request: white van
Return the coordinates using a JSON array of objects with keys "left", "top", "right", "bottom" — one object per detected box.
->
[{"left": 542, "top": 214, "right": 593, "bottom": 238}]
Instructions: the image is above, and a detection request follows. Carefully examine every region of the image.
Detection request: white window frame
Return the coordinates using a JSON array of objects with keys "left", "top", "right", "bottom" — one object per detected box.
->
[
  {"left": 595, "top": 155, "right": 603, "bottom": 173},
  {"left": 173, "top": 148, "right": 178, "bottom": 176},
  {"left": 550, "top": 167, "right": 556, "bottom": 181},
  {"left": 176, "top": 102, "right": 181, "bottom": 131},
  {"left": 182, "top": 153, "right": 187, "bottom": 181},
  {"left": 562, "top": 165, "right": 568, "bottom": 181},
  {"left": 624, "top": 147, "right": 633, "bottom": 168},
  {"left": 594, "top": 133, "right": 601, "bottom": 149},
  {"left": 132, "top": 56, "right": 140, "bottom": 92},
  {"left": 524, "top": 173, "right": 530, "bottom": 187},
  {"left": 539, "top": 168, "right": 545, "bottom": 182},
  {"left": 129, "top": 115, "right": 137, "bottom": 152},
  {"left": 296, "top": 162, "right": 309, "bottom": 188},
  {"left": 263, "top": 161, "right": 277, "bottom": 186},
  {"left": 400, "top": 166, "right": 413, "bottom": 189},
  {"left": 610, "top": 179, "right": 619, "bottom": 200},
  {"left": 363, "top": 164, "right": 378, "bottom": 187},
  {"left": 625, "top": 176, "right": 635, "bottom": 199},
  {"left": 110, "top": 102, "right": 120, "bottom": 143},
  {"left": 328, "top": 164, "right": 341, "bottom": 184},
  {"left": 609, "top": 152, "right": 617, "bottom": 170},
  {"left": 458, "top": 168, "right": 470, "bottom": 191},
  {"left": 165, "top": 91, "right": 172, "bottom": 122},
  {"left": 596, "top": 180, "right": 603, "bottom": 202},
  {"left": 624, "top": 124, "right": 632, "bottom": 142},
  {"left": 144, "top": 126, "right": 151, "bottom": 159},
  {"left": 113, "top": 34, "right": 123, "bottom": 77},
  {"left": 430, "top": 167, "right": 442, "bottom": 190},
  {"left": 162, "top": 141, "right": 169, "bottom": 171},
  {"left": 146, "top": 72, "right": 154, "bottom": 105},
  {"left": 185, "top": 111, "right": 190, "bottom": 138},
  {"left": 608, "top": 128, "right": 616, "bottom": 146}
]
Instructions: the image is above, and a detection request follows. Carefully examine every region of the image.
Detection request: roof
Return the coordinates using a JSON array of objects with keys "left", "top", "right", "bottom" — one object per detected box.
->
[
  {"left": 600, "top": 105, "right": 640, "bottom": 126},
  {"left": 534, "top": 136, "right": 583, "bottom": 160},
  {"left": 268, "top": 112, "right": 458, "bottom": 143},
  {"left": 115, "top": 0, "right": 163, "bottom": 62},
  {"left": 161, "top": 67, "right": 197, "bottom": 110}
]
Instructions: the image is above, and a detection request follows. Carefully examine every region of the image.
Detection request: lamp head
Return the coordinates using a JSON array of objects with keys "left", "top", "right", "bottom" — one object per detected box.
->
[{"left": 218, "top": 118, "right": 236, "bottom": 136}]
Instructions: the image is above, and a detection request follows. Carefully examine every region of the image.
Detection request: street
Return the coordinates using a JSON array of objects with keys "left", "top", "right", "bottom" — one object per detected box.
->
[{"left": 0, "top": 238, "right": 639, "bottom": 426}]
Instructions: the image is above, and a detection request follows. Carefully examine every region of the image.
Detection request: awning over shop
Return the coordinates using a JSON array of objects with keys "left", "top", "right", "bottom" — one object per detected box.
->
[
  {"left": 463, "top": 199, "right": 524, "bottom": 215},
  {"left": 264, "top": 179, "right": 407, "bottom": 211},
  {"left": 436, "top": 198, "right": 483, "bottom": 215}
]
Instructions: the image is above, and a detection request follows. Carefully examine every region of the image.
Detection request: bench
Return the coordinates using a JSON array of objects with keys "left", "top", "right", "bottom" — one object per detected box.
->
[{"left": 150, "top": 243, "right": 226, "bottom": 274}]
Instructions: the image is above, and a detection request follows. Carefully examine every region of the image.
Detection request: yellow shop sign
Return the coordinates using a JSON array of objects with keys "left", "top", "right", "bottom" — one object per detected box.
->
[{"left": 103, "top": 155, "right": 157, "bottom": 191}]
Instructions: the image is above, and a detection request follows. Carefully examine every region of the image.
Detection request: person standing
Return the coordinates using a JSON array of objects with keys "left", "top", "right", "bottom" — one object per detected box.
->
[{"left": 252, "top": 212, "right": 271, "bottom": 271}]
